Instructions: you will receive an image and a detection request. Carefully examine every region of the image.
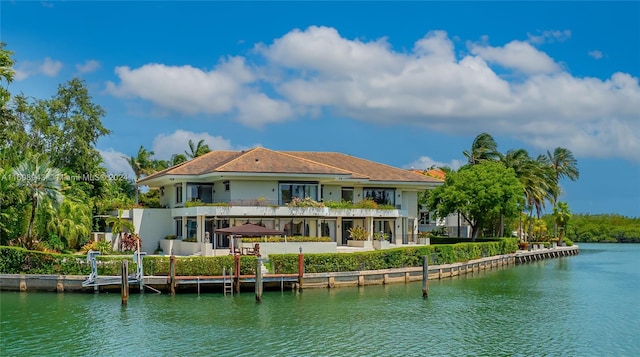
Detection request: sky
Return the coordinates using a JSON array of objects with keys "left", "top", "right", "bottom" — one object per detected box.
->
[{"left": 3, "top": 1, "right": 639, "bottom": 217}]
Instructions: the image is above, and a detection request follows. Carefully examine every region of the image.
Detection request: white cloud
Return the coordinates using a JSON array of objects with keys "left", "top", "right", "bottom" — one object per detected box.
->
[
  {"left": 14, "top": 57, "right": 63, "bottom": 80},
  {"left": 588, "top": 50, "right": 604, "bottom": 59},
  {"left": 469, "top": 40, "right": 561, "bottom": 74},
  {"left": 527, "top": 30, "right": 571, "bottom": 44},
  {"left": 405, "top": 156, "right": 464, "bottom": 171},
  {"left": 76, "top": 59, "right": 101, "bottom": 74},
  {"left": 151, "top": 130, "right": 236, "bottom": 160},
  {"left": 100, "top": 149, "right": 135, "bottom": 179},
  {"left": 104, "top": 26, "right": 640, "bottom": 162}
]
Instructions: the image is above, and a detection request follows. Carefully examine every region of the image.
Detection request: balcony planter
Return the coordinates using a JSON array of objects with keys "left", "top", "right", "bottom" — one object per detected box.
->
[{"left": 347, "top": 240, "right": 373, "bottom": 249}]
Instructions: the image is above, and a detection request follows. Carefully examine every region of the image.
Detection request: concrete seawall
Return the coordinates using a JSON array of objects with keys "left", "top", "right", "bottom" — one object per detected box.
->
[{"left": 0, "top": 246, "right": 579, "bottom": 293}]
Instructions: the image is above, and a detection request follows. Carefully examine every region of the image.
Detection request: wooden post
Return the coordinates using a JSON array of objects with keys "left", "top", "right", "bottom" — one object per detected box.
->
[
  {"left": 297, "top": 248, "right": 304, "bottom": 292},
  {"left": 422, "top": 256, "right": 429, "bottom": 298},
  {"left": 121, "top": 260, "right": 129, "bottom": 305},
  {"left": 234, "top": 253, "right": 240, "bottom": 293},
  {"left": 169, "top": 255, "right": 176, "bottom": 296},
  {"left": 255, "top": 257, "right": 263, "bottom": 302}
]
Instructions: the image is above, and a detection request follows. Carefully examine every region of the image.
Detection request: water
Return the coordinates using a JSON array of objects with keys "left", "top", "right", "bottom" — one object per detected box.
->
[{"left": 1, "top": 243, "right": 639, "bottom": 356}]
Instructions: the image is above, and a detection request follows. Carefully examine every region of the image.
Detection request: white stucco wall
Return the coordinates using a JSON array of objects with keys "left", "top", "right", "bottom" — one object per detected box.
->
[
  {"left": 131, "top": 208, "right": 173, "bottom": 253},
  {"left": 230, "top": 180, "right": 278, "bottom": 203}
]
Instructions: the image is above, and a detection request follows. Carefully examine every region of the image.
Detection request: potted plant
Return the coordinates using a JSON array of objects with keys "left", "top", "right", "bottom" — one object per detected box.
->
[
  {"left": 418, "top": 231, "right": 430, "bottom": 245},
  {"left": 373, "top": 231, "right": 390, "bottom": 250},
  {"left": 347, "top": 226, "right": 372, "bottom": 248}
]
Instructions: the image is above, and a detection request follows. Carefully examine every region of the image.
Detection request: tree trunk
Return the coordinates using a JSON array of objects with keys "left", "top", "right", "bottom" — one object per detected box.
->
[
  {"left": 470, "top": 225, "right": 479, "bottom": 242},
  {"left": 27, "top": 195, "right": 37, "bottom": 241}
]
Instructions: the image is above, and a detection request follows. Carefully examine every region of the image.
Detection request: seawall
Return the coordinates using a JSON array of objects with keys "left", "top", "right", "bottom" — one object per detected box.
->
[{"left": 0, "top": 245, "right": 579, "bottom": 293}]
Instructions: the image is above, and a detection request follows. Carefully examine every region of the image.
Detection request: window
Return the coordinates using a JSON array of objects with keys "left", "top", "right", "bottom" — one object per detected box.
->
[
  {"left": 186, "top": 183, "right": 214, "bottom": 203},
  {"left": 279, "top": 182, "right": 318, "bottom": 204},
  {"left": 186, "top": 218, "right": 197, "bottom": 239},
  {"left": 363, "top": 188, "right": 395, "bottom": 206},
  {"left": 419, "top": 211, "right": 430, "bottom": 225},
  {"left": 175, "top": 218, "right": 183, "bottom": 238},
  {"left": 223, "top": 181, "right": 230, "bottom": 191},
  {"left": 341, "top": 187, "right": 354, "bottom": 203},
  {"left": 175, "top": 184, "right": 183, "bottom": 204},
  {"left": 282, "top": 219, "right": 307, "bottom": 236}
]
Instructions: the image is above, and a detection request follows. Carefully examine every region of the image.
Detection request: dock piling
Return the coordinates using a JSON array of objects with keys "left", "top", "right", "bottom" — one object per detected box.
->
[
  {"left": 255, "top": 257, "right": 263, "bottom": 302},
  {"left": 297, "top": 247, "right": 304, "bottom": 292},
  {"left": 422, "top": 256, "right": 429, "bottom": 298},
  {"left": 121, "top": 260, "right": 129, "bottom": 305},
  {"left": 169, "top": 255, "right": 176, "bottom": 296}
]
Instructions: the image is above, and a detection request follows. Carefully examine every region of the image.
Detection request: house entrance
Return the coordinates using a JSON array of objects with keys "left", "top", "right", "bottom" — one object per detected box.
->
[{"left": 341, "top": 220, "right": 353, "bottom": 245}]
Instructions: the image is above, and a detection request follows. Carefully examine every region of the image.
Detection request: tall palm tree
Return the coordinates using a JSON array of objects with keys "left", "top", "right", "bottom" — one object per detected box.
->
[
  {"left": 463, "top": 133, "right": 500, "bottom": 165},
  {"left": 544, "top": 147, "right": 579, "bottom": 236},
  {"left": 185, "top": 139, "right": 210, "bottom": 159},
  {"left": 13, "top": 159, "right": 63, "bottom": 241},
  {"left": 123, "top": 146, "right": 156, "bottom": 205}
]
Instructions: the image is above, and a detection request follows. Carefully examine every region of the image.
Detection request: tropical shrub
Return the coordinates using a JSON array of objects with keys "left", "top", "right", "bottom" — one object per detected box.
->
[{"left": 347, "top": 226, "right": 368, "bottom": 241}]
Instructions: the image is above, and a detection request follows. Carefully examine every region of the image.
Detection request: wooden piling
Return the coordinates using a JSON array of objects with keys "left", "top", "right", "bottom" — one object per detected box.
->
[
  {"left": 234, "top": 254, "right": 241, "bottom": 293},
  {"left": 422, "top": 256, "right": 429, "bottom": 298},
  {"left": 297, "top": 251, "right": 304, "bottom": 291},
  {"left": 121, "top": 260, "right": 129, "bottom": 305},
  {"left": 255, "top": 257, "right": 263, "bottom": 302},
  {"left": 169, "top": 255, "right": 176, "bottom": 296}
]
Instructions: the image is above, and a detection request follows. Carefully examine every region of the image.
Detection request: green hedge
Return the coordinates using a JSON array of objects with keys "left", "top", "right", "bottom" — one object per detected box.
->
[
  {"left": 0, "top": 246, "right": 258, "bottom": 276},
  {"left": 429, "top": 237, "right": 502, "bottom": 244},
  {"left": 1, "top": 239, "right": 517, "bottom": 276},
  {"left": 269, "top": 238, "right": 518, "bottom": 274}
]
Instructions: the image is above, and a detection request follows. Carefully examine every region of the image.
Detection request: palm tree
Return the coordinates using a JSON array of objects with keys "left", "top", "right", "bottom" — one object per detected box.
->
[
  {"left": 185, "top": 139, "right": 210, "bottom": 159},
  {"left": 123, "top": 146, "right": 156, "bottom": 204},
  {"left": 553, "top": 201, "right": 571, "bottom": 239},
  {"left": 13, "top": 159, "right": 63, "bottom": 242},
  {"left": 105, "top": 209, "right": 135, "bottom": 251},
  {"left": 47, "top": 199, "right": 92, "bottom": 250},
  {"left": 463, "top": 133, "right": 500, "bottom": 165},
  {"left": 170, "top": 153, "right": 188, "bottom": 165},
  {"left": 544, "top": 147, "right": 579, "bottom": 236}
]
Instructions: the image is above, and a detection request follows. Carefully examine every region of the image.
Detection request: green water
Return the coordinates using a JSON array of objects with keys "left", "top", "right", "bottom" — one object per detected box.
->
[{"left": 1, "top": 243, "right": 639, "bottom": 356}]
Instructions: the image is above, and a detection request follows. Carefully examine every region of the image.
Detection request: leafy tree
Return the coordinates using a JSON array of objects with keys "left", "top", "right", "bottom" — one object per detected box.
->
[
  {"left": 427, "top": 161, "right": 524, "bottom": 240},
  {"left": 0, "top": 166, "right": 26, "bottom": 244},
  {"left": 0, "top": 42, "right": 15, "bottom": 108},
  {"left": 12, "top": 159, "right": 63, "bottom": 242},
  {"left": 185, "top": 139, "right": 210, "bottom": 159}
]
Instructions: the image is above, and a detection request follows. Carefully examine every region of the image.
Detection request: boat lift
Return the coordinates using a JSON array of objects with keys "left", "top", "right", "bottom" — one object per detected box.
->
[{"left": 82, "top": 249, "right": 161, "bottom": 293}]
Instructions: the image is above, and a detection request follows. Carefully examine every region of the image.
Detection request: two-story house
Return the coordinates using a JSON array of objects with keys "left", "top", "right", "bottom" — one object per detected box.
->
[{"left": 127, "top": 147, "right": 442, "bottom": 255}]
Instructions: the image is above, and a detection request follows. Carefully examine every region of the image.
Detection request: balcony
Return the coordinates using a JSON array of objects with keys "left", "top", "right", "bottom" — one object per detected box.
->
[{"left": 171, "top": 199, "right": 406, "bottom": 218}]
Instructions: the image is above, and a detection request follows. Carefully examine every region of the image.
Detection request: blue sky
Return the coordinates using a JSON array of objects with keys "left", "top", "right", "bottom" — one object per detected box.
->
[{"left": 3, "top": 1, "right": 639, "bottom": 217}]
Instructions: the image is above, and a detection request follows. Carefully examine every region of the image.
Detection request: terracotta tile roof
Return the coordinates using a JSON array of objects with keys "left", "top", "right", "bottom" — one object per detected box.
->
[
  {"left": 138, "top": 147, "right": 441, "bottom": 184},
  {"left": 408, "top": 168, "right": 446, "bottom": 181},
  {"left": 425, "top": 168, "right": 446, "bottom": 180},
  {"left": 286, "top": 151, "right": 439, "bottom": 183}
]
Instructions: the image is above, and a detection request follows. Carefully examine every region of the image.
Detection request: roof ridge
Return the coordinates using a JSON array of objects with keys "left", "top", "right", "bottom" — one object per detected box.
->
[
  {"left": 215, "top": 147, "right": 261, "bottom": 171},
  {"left": 280, "top": 151, "right": 356, "bottom": 176}
]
